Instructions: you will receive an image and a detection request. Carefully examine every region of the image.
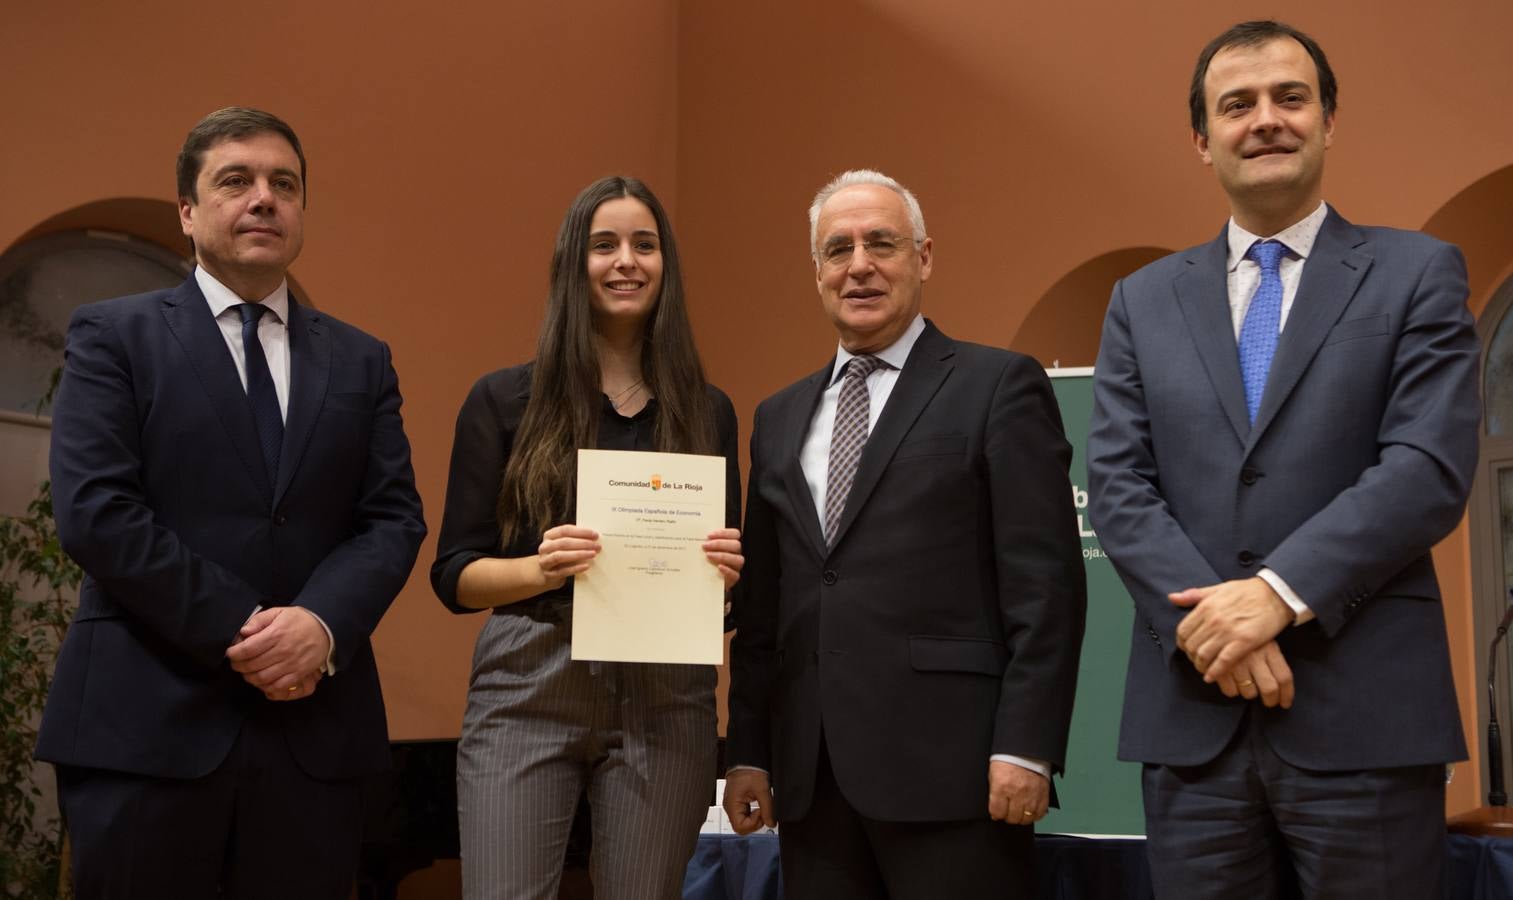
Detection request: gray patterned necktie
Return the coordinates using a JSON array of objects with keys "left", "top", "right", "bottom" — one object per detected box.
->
[{"left": 824, "top": 355, "right": 884, "bottom": 547}]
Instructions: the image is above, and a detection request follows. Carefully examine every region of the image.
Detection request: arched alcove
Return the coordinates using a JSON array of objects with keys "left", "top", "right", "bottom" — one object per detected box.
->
[
  {"left": 0, "top": 194, "right": 317, "bottom": 490},
  {"left": 13, "top": 197, "right": 187, "bottom": 261},
  {"left": 1012, "top": 247, "right": 1172, "bottom": 368},
  {"left": 1424, "top": 165, "right": 1513, "bottom": 318},
  {"left": 6, "top": 196, "right": 312, "bottom": 311},
  {"left": 0, "top": 227, "right": 190, "bottom": 417}
]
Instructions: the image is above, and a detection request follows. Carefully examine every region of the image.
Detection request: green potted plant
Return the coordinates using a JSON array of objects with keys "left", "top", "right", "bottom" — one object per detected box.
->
[{"left": 0, "top": 380, "right": 80, "bottom": 899}]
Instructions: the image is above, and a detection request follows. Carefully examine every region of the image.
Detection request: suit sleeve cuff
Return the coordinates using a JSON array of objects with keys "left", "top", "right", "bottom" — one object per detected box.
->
[
  {"left": 1258, "top": 568, "right": 1314, "bottom": 625},
  {"left": 990, "top": 754, "right": 1051, "bottom": 779}
]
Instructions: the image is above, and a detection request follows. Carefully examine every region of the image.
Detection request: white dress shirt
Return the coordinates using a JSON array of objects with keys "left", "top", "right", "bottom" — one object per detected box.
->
[
  {"left": 196, "top": 267, "right": 337, "bottom": 671},
  {"left": 1223, "top": 202, "right": 1328, "bottom": 626},
  {"left": 797, "top": 314, "right": 1049, "bottom": 781},
  {"left": 196, "top": 267, "right": 292, "bottom": 420}
]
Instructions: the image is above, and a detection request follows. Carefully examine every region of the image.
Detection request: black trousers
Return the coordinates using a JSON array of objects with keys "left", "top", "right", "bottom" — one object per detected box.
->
[
  {"left": 778, "top": 733, "right": 1035, "bottom": 900},
  {"left": 1143, "top": 707, "right": 1447, "bottom": 900},
  {"left": 58, "top": 712, "right": 362, "bottom": 900}
]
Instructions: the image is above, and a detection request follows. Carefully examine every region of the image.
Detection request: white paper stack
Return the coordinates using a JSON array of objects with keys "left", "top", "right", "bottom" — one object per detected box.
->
[{"left": 705, "top": 778, "right": 777, "bottom": 834}]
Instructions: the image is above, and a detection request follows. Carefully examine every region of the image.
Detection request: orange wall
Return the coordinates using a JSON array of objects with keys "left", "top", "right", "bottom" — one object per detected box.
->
[
  {"left": 6, "top": 1, "right": 1513, "bottom": 821},
  {"left": 676, "top": 0, "right": 1513, "bottom": 817},
  {"left": 1, "top": 0, "right": 682, "bottom": 743}
]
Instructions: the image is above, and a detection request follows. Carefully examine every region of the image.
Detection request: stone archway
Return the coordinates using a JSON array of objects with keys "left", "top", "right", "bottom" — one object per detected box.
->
[{"left": 1010, "top": 246, "right": 1172, "bottom": 368}]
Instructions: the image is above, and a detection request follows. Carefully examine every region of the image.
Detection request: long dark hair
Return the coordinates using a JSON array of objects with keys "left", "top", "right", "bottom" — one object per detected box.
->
[{"left": 498, "top": 176, "right": 718, "bottom": 548}]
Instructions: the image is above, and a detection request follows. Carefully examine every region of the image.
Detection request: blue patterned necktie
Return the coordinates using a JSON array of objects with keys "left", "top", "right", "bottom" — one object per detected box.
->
[
  {"left": 1238, "top": 240, "right": 1289, "bottom": 424},
  {"left": 236, "top": 303, "right": 284, "bottom": 488},
  {"left": 824, "top": 355, "right": 885, "bottom": 547}
]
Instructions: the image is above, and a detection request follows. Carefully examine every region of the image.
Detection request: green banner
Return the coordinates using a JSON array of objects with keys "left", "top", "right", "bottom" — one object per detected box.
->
[{"left": 1040, "top": 368, "right": 1145, "bottom": 836}]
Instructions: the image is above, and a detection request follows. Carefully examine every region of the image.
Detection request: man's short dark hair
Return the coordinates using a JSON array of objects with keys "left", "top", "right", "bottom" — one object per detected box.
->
[
  {"left": 176, "top": 107, "right": 306, "bottom": 205},
  {"left": 1189, "top": 20, "right": 1338, "bottom": 137}
]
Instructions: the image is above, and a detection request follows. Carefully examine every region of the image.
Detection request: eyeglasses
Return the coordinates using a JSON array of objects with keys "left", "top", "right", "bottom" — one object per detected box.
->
[{"left": 816, "top": 236, "right": 922, "bottom": 269}]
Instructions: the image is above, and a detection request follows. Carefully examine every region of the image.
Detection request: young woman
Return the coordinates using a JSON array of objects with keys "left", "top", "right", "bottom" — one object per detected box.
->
[{"left": 431, "top": 175, "right": 742, "bottom": 900}]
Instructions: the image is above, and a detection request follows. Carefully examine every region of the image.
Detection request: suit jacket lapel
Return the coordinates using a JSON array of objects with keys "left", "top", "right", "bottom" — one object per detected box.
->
[
  {"left": 780, "top": 365, "right": 831, "bottom": 561},
  {"left": 1174, "top": 230, "right": 1250, "bottom": 444},
  {"left": 275, "top": 297, "right": 330, "bottom": 506},
  {"left": 1247, "top": 211, "right": 1371, "bottom": 445},
  {"left": 828, "top": 322, "right": 954, "bottom": 552},
  {"left": 160, "top": 277, "right": 272, "bottom": 501}
]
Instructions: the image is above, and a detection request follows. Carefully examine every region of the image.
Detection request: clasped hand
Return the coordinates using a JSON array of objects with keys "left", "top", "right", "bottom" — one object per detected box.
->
[
  {"left": 1170, "top": 577, "right": 1295, "bottom": 708},
  {"left": 225, "top": 606, "right": 331, "bottom": 701},
  {"left": 536, "top": 524, "right": 744, "bottom": 590}
]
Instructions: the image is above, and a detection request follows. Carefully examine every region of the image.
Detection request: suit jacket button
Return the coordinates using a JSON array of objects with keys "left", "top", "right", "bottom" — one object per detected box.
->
[
  {"left": 1240, "top": 467, "right": 1260, "bottom": 486},
  {"left": 274, "top": 514, "right": 288, "bottom": 526},
  {"left": 822, "top": 570, "right": 838, "bottom": 586},
  {"left": 1237, "top": 550, "right": 1255, "bottom": 567}
]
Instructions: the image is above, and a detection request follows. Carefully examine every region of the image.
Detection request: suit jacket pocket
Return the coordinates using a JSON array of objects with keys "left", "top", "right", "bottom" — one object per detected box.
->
[
  {"left": 909, "top": 635, "right": 1005, "bottom": 676},
  {"left": 894, "top": 434, "right": 966, "bottom": 460},
  {"left": 1323, "top": 313, "right": 1390, "bottom": 345}
]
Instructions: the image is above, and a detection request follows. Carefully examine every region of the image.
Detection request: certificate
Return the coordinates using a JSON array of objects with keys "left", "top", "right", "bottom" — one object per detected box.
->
[{"left": 571, "top": 448, "right": 726, "bottom": 664}]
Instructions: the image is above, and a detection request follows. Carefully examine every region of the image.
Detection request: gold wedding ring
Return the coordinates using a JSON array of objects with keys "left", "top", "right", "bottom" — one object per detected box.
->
[
  {"left": 1022, "top": 810, "right": 1033, "bottom": 818},
  {"left": 1237, "top": 680, "right": 1254, "bottom": 688},
  {"left": 288, "top": 685, "right": 299, "bottom": 693}
]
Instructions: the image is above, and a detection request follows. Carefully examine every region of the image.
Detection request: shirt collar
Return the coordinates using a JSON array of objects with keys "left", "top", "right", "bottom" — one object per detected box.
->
[
  {"left": 829, "top": 314, "right": 925, "bottom": 386},
  {"left": 195, "top": 266, "right": 290, "bottom": 324},
  {"left": 1225, "top": 201, "right": 1329, "bottom": 272}
]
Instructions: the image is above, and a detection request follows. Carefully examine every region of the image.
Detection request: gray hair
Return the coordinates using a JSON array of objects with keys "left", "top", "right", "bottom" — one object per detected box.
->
[{"left": 808, "top": 169, "right": 927, "bottom": 258}]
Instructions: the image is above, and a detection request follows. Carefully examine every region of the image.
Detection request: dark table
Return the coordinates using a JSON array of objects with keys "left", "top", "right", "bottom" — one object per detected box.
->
[{"left": 685, "top": 832, "right": 1513, "bottom": 900}]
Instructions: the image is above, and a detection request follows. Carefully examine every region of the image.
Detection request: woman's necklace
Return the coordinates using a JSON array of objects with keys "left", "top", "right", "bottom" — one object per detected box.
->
[{"left": 608, "top": 378, "right": 644, "bottom": 413}]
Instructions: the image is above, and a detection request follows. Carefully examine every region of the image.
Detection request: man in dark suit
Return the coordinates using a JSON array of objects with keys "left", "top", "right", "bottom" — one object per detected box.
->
[
  {"left": 723, "top": 169, "right": 1086, "bottom": 899},
  {"left": 1088, "top": 21, "right": 1479, "bottom": 898},
  {"left": 36, "top": 107, "right": 426, "bottom": 898}
]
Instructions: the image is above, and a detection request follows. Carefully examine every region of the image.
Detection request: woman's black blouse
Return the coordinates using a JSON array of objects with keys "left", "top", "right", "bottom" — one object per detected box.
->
[{"left": 430, "top": 363, "right": 741, "bottom": 614}]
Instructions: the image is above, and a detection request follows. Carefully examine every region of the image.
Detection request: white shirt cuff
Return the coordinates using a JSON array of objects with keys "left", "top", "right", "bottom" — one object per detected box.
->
[
  {"left": 726, "top": 764, "right": 769, "bottom": 775},
  {"left": 1258, "top": 568, "right": 1314, "bottom": 625},
  {"left": 990, "top": 754, "right": 1051, "bottom": 779}
]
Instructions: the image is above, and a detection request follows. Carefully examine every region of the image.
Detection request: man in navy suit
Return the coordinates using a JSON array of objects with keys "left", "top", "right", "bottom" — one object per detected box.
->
[
  {"left": 1088, "top": 21, "right": 1479, "bottom": 899},
  {"left": 37, "top": 107, "right": 426, "bottom": 898}
]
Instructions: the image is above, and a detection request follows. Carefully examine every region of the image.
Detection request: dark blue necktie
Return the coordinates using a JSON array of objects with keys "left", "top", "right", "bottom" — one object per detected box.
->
[
  {"left": 1238, "top": 240, "right": 1288, "bottom": 424},
  {"left": 236, "top": 303, "right": 283, "bottom": 487}
]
